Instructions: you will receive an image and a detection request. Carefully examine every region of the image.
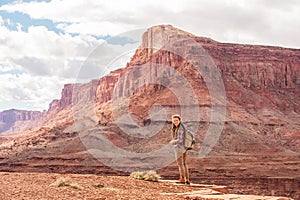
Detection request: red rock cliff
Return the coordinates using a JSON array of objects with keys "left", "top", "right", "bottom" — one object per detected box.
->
[{"left": 2, "top": 25, "right": 300, "bottom": 154}]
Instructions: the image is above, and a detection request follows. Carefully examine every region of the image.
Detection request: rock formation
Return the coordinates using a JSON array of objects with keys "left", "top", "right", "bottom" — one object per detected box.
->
[
  {"left": 0, "top": 109, "right": 43, "bottom": 133},
  {"left": 0, "top": 25, "right": 299, "bottom": 199},
  {"left": 1, "top": 24, "right": 299, "bottom": 155}
]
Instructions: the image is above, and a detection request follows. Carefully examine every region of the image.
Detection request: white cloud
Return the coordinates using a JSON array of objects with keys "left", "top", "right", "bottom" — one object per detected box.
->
[
  {"left": 0, "top": 73, "right": 74, "bottom": 111},
  {"left": 56, "top": 21, "right": 136, "bottom": 36},
  {"left": 0, "top": 0, "right": 300, "bottom": 112},
  {"left": 0, "top": 14, "right": 107, "bottom": 111},
  {"left": 0, "top": 11, "right": 140, "bottom": 111},
  {"left": 0, "top": 21, "right": 105, "bottom": 77},
  {"left": 1, "top": 0, "right": 300, "bottom": 48}
]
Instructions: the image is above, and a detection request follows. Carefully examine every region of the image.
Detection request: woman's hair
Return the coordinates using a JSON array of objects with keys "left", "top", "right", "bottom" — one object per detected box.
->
[{"left": 171, "top": 114, "right": 181, "bottom": 138}]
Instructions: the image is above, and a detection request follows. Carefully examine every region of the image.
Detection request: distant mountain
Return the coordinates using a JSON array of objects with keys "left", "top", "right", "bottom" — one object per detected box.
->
[{"left": 0, "top": 109, "right": 43, "bottom": 133}]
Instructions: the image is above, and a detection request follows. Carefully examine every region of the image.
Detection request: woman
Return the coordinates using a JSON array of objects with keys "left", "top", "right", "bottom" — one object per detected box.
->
[{"left": 170, "top": 114, "right": 190, "bottom": 184}]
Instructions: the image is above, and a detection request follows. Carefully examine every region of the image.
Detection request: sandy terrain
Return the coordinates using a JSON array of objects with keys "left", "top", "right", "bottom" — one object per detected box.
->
[{"left": 0, "top": 172, "right": 294, "bottom": 200}]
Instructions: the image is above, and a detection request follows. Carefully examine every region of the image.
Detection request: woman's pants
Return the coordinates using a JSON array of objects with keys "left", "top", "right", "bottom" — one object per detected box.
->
[{"left": 176, "top": 150, "right": 189, "bottom": 181}]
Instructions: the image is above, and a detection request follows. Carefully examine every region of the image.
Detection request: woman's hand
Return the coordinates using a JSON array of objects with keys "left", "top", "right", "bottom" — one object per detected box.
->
[{"left": 169, "top": 140, "right": 177, "bottom": 145}]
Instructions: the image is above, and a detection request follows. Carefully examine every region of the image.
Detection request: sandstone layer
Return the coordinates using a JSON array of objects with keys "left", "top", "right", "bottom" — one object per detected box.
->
[{"left": 0, "top": 25, "right": 299, "bottom": 199}]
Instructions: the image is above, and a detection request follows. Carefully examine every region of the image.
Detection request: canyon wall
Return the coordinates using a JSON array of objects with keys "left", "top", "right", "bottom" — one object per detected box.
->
[{"left": 1, "top": 25, "right": 299, "bottom": 153}]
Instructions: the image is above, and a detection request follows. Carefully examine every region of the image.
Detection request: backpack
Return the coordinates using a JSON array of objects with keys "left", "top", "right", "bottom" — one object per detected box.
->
[{"left": 182, "top": 125, "right": 195, "bottom": 150}]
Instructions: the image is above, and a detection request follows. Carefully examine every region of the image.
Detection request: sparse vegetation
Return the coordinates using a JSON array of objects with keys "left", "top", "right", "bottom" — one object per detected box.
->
[
  {"left": 50, "top": 177, "right": 83, "bottom": 190},
  {"left": 50, "top": 178, "right": 71, "bottom": 187},
  {"left": 130, "top": 171, "right": 145, "bottom": 180},
  {"left": 130, "top": 170, "right": 161, "bottom": 182},
  {"left": 92, "top": 183, "right": 105, "bottom": 188}
]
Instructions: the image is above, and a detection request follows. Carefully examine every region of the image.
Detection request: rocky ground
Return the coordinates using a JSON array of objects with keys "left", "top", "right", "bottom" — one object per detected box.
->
[
  {"left": 0, "top": 172, "right": 294, "bottom": 200},
  {"left": 0, "top": 128, "right": 299, "bottom": 199}
]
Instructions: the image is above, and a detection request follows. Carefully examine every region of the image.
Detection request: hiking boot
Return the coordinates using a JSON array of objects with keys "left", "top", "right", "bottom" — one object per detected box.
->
[
  {"left": 178, "top": 178, "right": 185, "bottom": 183},
  {"left": 185, "top": 180, "right": 190, "bottom": 185}
]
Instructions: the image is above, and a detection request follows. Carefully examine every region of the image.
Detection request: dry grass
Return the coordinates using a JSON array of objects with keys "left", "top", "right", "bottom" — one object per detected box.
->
[
  {"left": 130, "top": 170, "right": 161, "bottom": 182},
  {"left": 50, "top": 177, "right": 83, "bottom": 190}
]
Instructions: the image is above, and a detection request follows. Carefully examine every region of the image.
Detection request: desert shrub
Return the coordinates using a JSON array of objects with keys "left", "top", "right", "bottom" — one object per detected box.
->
[
  {"left": 50, "top": 177, "right": 82, "bottom": 189},
  {"left": 69, "top": 182, "right": 83, "bottom": 190},
  {"left": 130, "top": 170, "right": 160, "bottom": 182},
  {"left": 50, "top": 178, "right": 71, "bottom": 187},
  {"left": 143, "top": 170, "right": 161, "bottom": 182},
  {"left": 130, "top": 171, "right": 145, "bottom": 180}
]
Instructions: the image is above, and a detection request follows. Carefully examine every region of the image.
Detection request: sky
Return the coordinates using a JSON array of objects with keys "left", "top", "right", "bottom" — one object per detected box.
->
[{"left": 0, "top": 0, "right": 299, "bottom": 112}]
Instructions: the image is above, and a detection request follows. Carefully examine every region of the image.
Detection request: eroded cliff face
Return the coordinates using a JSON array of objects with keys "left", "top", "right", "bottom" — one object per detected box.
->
[
  {"left": 0, "top": 109, "right": 43, "bottom": 133},
  {"left": 122, "top": 25, "right": 300, "bottom": 103},
  {"left": 1, "top": 25, "right": 300, "bottom": 153},
  {"left": 213, "top": 43, "right": 300, "bottom": 89},
  {"left": 117, "top": 25, "right": 300, "bottom": 154}
]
